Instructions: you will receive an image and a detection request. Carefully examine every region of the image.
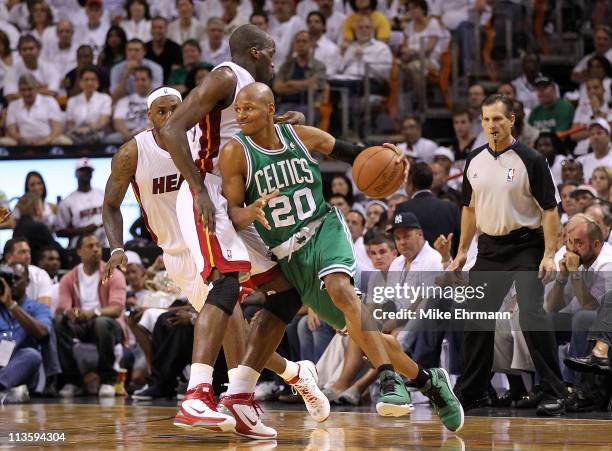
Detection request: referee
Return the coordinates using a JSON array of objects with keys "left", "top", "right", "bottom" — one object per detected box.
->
[{"left": 451, "top": 94, "right": 568, "bottom": 416}]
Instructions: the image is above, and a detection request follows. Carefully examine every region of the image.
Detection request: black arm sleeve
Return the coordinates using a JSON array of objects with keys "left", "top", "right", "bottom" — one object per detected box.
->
[{"left": 330, "top": 140, "right": 365, "bottom": 164}]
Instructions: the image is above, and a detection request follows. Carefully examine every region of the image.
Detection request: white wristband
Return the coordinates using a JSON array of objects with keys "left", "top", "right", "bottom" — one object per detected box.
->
[{"left": 110, "top": 248, "right": 125, "bottom": 256}]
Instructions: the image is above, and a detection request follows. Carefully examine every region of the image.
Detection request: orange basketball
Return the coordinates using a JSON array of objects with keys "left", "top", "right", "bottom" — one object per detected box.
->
[{"left": 351, "top": 146, "right": 406, "bottom": 199}]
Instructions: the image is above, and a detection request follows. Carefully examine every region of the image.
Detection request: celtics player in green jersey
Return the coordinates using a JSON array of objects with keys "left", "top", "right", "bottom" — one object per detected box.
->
[{"left": 219, "top": 82, "right": 464, "bottom": 432}]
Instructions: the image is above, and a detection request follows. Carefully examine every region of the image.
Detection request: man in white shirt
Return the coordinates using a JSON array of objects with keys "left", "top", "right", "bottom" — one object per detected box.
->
[
  {"left": 200, "top": 18, "right": 231, "bottom": 67},
  {"left": 55, "top": 158, "right": 107, "bottom": 248},
  {"left": 37, "top": 246, "right": 63, "bottom": 315},
  {"left": 2, "top": 238, "right": 53, "bottom": 306},
  {"left": 3, "top": 35, "right": 61, "bottom": 101},
  {"left": 41, "top": 20, "right": 80, "bottom": 76},
  {"left": 76, "top": 0, "right": 110, "bottom": 60},
  {"left": 307, "top": 11, "right": 340, "bottom": 76},
  {"left": 571, "top": 25, "right": 612, "bottom": 84},
  {"left": 336, "top": 15, "right": 392, "bottom": 86},
  {"left": 110, "top": 39, "right": 163, "bottom": 103},
  {"left": 0, "top": 75, "right": 71, "bottom": 146},
  {"left": 268, "top": 0, "right": 307, "bottom": 67},
  {"left": 346, "top": 210, "right": 375, "bottom": 276},
  {"left": 396, "top": 116, "right": 438, "bottom": 163},
  {"left": 315, "top": 0, "right": 345, "bottom": 44},
  {"left": 109, "top": 66, "right": 151, "bottom": 143},
  {"left": 577, "top": 119, "right": 612, "bottom": 182},
  {"left": 571, "top": 78, "right": 612, "bottom": 155}
]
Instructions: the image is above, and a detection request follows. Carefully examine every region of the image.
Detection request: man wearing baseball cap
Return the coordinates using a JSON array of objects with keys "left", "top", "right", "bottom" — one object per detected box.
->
[
  {"left": 577, "top": 118, "right": 612, "bottom": 181},
  {"left": 55, "top": 157, "right": 107, "bottom": 248},
  {"left": 528, "top": 76, "right": 575, "bottom": 133}
]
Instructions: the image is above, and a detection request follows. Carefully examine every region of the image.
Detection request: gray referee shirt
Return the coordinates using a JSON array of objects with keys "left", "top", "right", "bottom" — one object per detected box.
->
[{"left": 462, "top": 140, "right": 560, "bottom": 237}]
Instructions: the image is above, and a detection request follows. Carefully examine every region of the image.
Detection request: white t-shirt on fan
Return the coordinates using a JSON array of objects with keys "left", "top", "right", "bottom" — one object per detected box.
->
[{"left": 78, "top": 264, "right": 101, "bottom": 311}]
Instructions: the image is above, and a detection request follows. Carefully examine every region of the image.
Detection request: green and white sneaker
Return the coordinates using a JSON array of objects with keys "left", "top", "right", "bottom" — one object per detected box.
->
[
  {"left": 376, "top": 370, "right": 414, "bottom": 417},
  {"left": 421, "top": 368, "right": 464, "bottom": 432}
]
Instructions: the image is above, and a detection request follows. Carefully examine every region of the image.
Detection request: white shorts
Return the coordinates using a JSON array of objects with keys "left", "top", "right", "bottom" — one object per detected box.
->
[
  {"left": 175, "top": 173, "right": 279, "bottom": 287},
  {"left": 162, "top": 250, "right": 209, "bottom": 312}
]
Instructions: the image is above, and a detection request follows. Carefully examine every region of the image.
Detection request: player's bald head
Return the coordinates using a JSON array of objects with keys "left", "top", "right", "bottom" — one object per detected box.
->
[
  {"left": 229, "top": 24, "right": 271, "bottom": 56},
  {"left": 237, "top": 82, "right": 275, "bottom": 105}
]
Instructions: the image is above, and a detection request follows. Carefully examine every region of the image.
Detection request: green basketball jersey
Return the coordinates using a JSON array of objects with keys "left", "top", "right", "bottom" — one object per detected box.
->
[{"left": 236, "top": 123, "right": 331, "bottom": 248}]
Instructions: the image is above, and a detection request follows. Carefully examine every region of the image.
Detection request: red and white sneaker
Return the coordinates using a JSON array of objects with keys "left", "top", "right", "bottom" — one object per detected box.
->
[
  {"left": 218, "top": 393, "right": 277, "bottom": 439},
  {"left": 173, "top": 383, "right": 236, "bottom": 432},
  {"left": 286, "top": 360, "right": 330, "bottom": 422}
]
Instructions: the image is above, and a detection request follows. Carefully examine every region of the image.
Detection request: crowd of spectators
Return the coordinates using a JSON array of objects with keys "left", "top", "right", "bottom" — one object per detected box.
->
[{"left": 0, "top": 0, "right": 611, "bottom": 415}]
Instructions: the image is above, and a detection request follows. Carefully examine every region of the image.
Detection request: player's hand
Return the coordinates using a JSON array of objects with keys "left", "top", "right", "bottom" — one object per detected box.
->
[
  {"left": 248, "top": 189, "right": 280, "bottom": 230},
  {"left": 103, "top": 250, "right": 127, "bottom": 284},
  {"left": 538, "top": 256, "right": 556, "bottom": 284},
  {"left": 274, "top": 111, "right": 306, "bottom": 125},
  {"left": 382, "top": 142, "right": 409, "bottom": 182},
  {"left": 194, "top": 188, "right": 216, "bottom": 234},
  {"left": 449, "top": 251, "right": 467, "bottom": 273}
]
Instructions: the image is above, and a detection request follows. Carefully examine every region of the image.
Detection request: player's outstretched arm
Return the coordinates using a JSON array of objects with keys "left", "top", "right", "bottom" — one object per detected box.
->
[
  {"left": 102, "top": 139, "right": 137, "bottom": 283},
  {"left": 159, "top": 68, "right": 237, "bottom": 231},
  {"left": 219, "top": 139, "right": 278, "bottom": 230}
]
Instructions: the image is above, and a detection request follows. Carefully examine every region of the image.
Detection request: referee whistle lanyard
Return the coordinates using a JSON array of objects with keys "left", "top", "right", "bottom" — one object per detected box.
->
[{"left": 490, "top": 138, "right": 517, "bottom": 160}]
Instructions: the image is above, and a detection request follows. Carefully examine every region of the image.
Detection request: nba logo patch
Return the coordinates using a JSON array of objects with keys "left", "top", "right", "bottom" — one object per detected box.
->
[{"left": 506, "top": 169, "right": 515, "bottom": 182}]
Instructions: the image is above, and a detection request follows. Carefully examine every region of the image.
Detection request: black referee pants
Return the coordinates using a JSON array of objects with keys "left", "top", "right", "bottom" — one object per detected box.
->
[{"left": 455, "top": 228, "right": 567, "bottom": 401}]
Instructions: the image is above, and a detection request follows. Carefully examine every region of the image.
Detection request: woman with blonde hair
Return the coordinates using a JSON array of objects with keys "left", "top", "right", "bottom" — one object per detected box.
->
[{"left": 591, "top": 166, "right": 612, "bottom": 199}]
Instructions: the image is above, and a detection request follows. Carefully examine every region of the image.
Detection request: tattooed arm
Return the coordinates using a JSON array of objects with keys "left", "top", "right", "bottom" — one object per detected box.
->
[{"left": 102, "top": 138, "right": 138, "bottom": 283}]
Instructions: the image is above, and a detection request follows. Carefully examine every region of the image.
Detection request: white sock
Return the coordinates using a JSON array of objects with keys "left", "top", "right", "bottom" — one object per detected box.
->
[
  {"left": 225, "top": 365, "right": 260, "bottom": 395},
  {"left": 279, "top": 359, "right": 300, "bottom": 381},
  {"left": 187, "top": 363, "right": 214, "bottom": 390}
]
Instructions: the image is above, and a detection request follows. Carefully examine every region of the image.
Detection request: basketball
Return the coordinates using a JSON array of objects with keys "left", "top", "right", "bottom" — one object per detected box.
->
[{"left": 352, "top": 146, "right": 407, "bottom": 199}]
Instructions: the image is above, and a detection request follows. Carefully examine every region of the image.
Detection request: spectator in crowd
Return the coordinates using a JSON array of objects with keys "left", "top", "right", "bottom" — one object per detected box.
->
[
  {"left": 430, "top": 161, "right": 461, "bottom": 204},
  {"left": 343, "top": 0, "right": 391, "bottom": 44},
  {"left": 37, "top": 246, "right": 63, "bottom": 314},
  {"left": 55, "top": 158, "right": 107, "bottom": 248},
  {"left": 346, "top": 209, "right": 375, "bottom": 273},
  {"left": 528, "top": 76, "right": 575, "bottom": 133},
  {"left": 296, "top": 306, "right": 334, "bottom": 365},
  {"left": 110, "top": 39, "right": 163, "bottom": 103},
  {"left": 571, "top": 25, "right": 612, "bottom": 84},
  {"left": 386, "top": 193, "right": 408, "bottom": 226},
  {"left": 562, "top": 159, "right": 584, "bottom": 184},
  {"left": 579, "top": 56, "right": 612, "bottom": 106},
  {"left": 184, "top": 63, "right": 212, "bottom": 93},
  {"left": 146, "top": 16, "right": 183, "bottom": 82},
  {"left": 273, "top": 31, "right": 326, "bottom": 116},
  {"left": 249, "top": 11, "right": 269, "bottom": 32},
  {"left": 399, "top": 0, "right": 443, "bottom": 93},
  {"left": 77, "top": 0, "right": 110, "bottom": 59},
  {"left": 572, "top": 77, "right": 612, "bottom": 155},
  {"left": 337, "top": 14, "right": 393, "bottom": 93},
  {"left": 585, "top": 203, "right": 612, "bottom": 245},
  {"left": 365, "top": 200, "right": 387, "bottom": 231},
  {"left": 41, "top": 20, "right": 79, "bottom": 76},
  {"left": 497, "top": 82, "right": 516, "bottom": 101},
  {"left": 55, "top": 234, "right": 126, "bottom": 398},
  {"left": 433, "top": 147, "right": 462, "bottom": 192},
  {"left": 315, "top": 0, "right": 345, "bottom": 44},
  {"left": 268, "top": 0, "right": 307, "bottom": 67},
  {"left": 512, "top": 52, "right": 546, "bottom": 113},
  {"left": 559, "top": 181, "right": 580, "bottom": 224},
  {"left": 97, "top": 26, "right": 127, "bottom": 70},
  {"left": 27, "top": 0, "right": 55, "bottom": 47},
  {"left": 65, "top": 66, "right": 112, "bottom": 144},
  {"left": 64, "top": 45, "right": 111, "bottom": 97},
  {"left": 535, "top": 132, "right": 568, "bottom": 184},
  {"left": 397, "top": 161, "right": 460, "bottom": 255},
  {"left": 307, "top": 11, "right": 341, "bottom": 76},
  {"left": 512, "top": 100, "right": 540, "bottom": 148},
  {"left": 121, "top": 0, "right": 152, "bottom": 43},
  {"left": 167, "top": 40, "right": 212, "bottom": 94},
  {"left": 11, "top": 172, "right": 57, "bottom": 231},
  {"left": 467, "top": 82, "right": 486, "bottom": 136},
  {"left": 12, "top": 194, "right": 61, "bottom": 267},
  {"left": 3, "top": 35, "right": 61, "bottom": 101},
  {"left": 200, "top": 18, "right": 231, "bottom": 67},
  {"left": 0, "top": 75, "right": 71, "bottom": 146},
  {"left": 110, "top": 66, "right": 152, "bottom": 142},
  {"left": 330, "top": 174, "right": 354, "bottom": 204},
  {"left": 571, "top": 185, "right": 598, "bottom": 213},
  {"left": 591, "top": 167, "right": 612, "bottom": 200},
  {"left": 220, "top": 0, "right": 249, "bottom": 36},
  {"left": 0, "top": 263, "right": 52, "bottom": 404},
  {"left": 2, "top": 238, "right": 53, "bottom": 306},
  {"left": 0, "top": 14, "right": 19, "bottom": 51},
  {"left": 396, "top": 116, "right": 438, "bottom": 162},
  {"left": 449, "top": 108, "right": 477, "bottom": 162},
  {"left": 577, "top": 119, "right": 612, "bottom": 182},
  {"left": 168, "top": 0, "right": 203, "bottom": 44},
  {"left": 328, "top": 193, "right": 351, "bottom": 217},
  {"left": 0, "top": 30, "right": 15, "bottom": 97}
]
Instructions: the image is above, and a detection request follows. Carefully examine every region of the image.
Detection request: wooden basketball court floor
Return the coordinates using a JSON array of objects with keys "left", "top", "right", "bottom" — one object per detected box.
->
[{"left": 1, "top": 399, "right": 611, "bottom": 450}]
